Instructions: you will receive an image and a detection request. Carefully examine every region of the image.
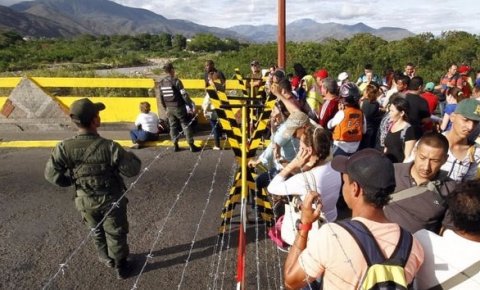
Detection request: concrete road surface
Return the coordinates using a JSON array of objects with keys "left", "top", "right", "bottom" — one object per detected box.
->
[{"left": 0, "top": 145, "right": 288, "bottom": 289}]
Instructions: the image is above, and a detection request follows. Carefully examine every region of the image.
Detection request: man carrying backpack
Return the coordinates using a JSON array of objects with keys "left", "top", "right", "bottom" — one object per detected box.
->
[
  {"left": 158, "top": 63, "right": 200, "bottom": 152},
  {"left": 283, "top": 149, "right": 424, "bottom": 290}
]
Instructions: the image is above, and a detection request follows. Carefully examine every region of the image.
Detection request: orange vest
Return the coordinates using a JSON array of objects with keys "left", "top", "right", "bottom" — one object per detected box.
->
[{"left": 333, "top": 106, "right": 363, "bottom": 142}]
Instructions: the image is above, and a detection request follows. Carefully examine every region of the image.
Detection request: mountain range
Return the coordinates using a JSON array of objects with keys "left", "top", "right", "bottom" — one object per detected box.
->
[{"left": 0, "top": 0, "right": 414, "bottom": 42}]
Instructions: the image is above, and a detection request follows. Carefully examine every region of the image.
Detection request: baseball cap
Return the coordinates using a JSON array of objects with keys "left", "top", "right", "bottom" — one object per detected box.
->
[
  {"left": 250, "top": 60, "right": 260, "bottom": 66},
  {"left": 339, "top": 82, "right": 360, "bottom": 100},
  {"left": 314, "top": 69, "right": 329, "bottom": 79},
  {"left": 424, "top": 82, "right": 435, "bottom": 92},
  {"left": 454, "top": 99, "right": 480, "bottom": 121},
  {"left": 458, "top": 65, "right": 471, "bottom": 74},
  {"left": 331, "top": 148, "right": 396, "bottom": 195},
  {"left": 338, "top": 72, "right": 349, "bottom": 82},
  {"left": 70, "top": 98, "right": 105, "bottom": 124},
  {"left": 283, "top": 111, "right": 310, "bottom": 137}
]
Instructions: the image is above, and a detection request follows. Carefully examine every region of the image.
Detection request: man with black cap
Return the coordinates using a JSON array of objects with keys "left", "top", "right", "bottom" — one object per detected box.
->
[
  {"left": 44, "top": 98, "right": 142, "bottom": 279},
  {"left": 159, "top": 62, "right": 200, "bottom": 152},
  {"left": 283, "top": 149, "right": 424, "bottom": 289}
]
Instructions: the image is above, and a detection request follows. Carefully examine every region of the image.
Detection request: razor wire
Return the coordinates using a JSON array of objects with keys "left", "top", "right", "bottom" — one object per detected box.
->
[
  {"left": 130, "top": 115, "right": 220, "bottom": 289},
  {"left": 42, "top": 113, "right": 201, "bottom": 289}
]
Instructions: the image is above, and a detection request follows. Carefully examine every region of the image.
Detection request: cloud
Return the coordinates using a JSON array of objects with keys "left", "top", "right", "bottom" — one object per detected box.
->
[{"left": 338, "top": 4, "right": 373, "bottom": 19}]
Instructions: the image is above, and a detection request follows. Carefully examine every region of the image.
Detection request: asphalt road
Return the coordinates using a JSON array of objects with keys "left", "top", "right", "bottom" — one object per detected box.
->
[{"left": 0, "top": 145, "right": 288, "bottom": 289}]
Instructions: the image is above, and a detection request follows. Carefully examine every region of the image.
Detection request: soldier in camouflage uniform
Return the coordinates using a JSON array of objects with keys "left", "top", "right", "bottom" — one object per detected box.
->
[
  {"left": 158, "top": 62, "right": 200, "bottom": 152},
  {"left": 44, "top": 98, "right": 141, "bottom": 279}
]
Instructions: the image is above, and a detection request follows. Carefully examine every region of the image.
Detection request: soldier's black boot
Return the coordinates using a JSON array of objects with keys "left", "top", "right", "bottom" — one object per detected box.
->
[
  {"left": 115, "top": 259, "right": 131, "bottom": 280},
  {"left": 173, "top": 142, "right": 180, "bottom": 152},
  {"left": 189, "top": 143, "right": 200, "bottom": 152}
]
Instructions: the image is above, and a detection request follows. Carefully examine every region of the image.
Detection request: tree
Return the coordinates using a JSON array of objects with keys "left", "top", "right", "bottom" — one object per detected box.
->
[{"left": 172, "top": 34, "right": 187, "bottom": 50}]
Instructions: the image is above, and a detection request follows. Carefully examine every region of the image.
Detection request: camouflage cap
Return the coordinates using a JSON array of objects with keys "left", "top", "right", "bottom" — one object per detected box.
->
[{"left": 69, "top": 98, "right": 105, "bottom": 124}]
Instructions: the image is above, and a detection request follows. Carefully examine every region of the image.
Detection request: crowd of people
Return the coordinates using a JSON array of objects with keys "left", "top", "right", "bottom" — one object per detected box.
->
[
  {"left": 244, "top": 61, "right": 480, "bottom": 289},
  {"left": 43, "top": 59, "right": 480, "bottom": 286}
]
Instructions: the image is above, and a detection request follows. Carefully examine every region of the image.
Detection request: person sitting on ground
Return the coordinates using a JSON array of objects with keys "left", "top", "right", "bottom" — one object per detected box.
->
[
  {"left": 441, "top": 98, "right": 480, "bottom": 182},
  {"left": 130, "top": 101, "right": 159, "bottom": 149},
  {"left": 283, "top": 149, "right": 424, "bottom": 289},
  {"left": 327, "top": 82, "right": 366, "bottom": 156},
  {"left": 414, "top": 179, "right": 480, "bottom": 289},
  {"left": 267, "top": 125, "right": 341, "bottom": 226},
  {"left": 384, "top": 132, "right": 456, "bottom": 233},
  {"left": 384, "top": 95, "right": 417, "bottom": 163}
]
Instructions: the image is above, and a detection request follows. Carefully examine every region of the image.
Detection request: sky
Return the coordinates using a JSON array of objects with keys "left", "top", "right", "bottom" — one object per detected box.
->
[{"left": 4, "top": 0, "right": 480, "bottom": 35}]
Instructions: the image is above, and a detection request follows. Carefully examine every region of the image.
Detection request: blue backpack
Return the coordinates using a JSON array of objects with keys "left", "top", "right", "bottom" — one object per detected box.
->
[{"left": 337, "top": 220, "right": 413, "bottom": 290}]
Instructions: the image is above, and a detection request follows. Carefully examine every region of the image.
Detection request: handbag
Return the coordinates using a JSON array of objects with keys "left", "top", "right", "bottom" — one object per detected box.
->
[{"left": 280, "top": 171, "right": 324, "bottom": 245}]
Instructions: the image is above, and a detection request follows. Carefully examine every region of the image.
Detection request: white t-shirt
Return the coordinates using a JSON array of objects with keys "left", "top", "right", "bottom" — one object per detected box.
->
[
  {"left": 414, "top": 229, "right": 480, "bottom": 289},
  {"left": 134, "top": 112, "right": 159, "bottom": 134},
  {"left": 266, "top": 162, "right": 341, "bottom": 222}
]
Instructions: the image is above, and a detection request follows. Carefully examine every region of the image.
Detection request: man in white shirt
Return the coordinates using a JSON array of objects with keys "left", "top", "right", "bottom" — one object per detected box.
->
[{"left": 414, "top": 180, "right": 480, "bottom": 289}]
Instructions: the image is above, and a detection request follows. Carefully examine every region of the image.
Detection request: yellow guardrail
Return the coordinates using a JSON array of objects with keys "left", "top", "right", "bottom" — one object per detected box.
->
[
  {"left": 0, "top": 77, "right": 245, "bottom": 89},
  {"left": 0, "top": 77, "right": 246, "bottom": 123}
]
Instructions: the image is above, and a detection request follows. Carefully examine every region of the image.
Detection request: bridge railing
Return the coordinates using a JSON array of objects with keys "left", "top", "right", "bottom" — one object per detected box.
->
[{"left": 0, "top": 77, "right": 245, "bottom": 123}]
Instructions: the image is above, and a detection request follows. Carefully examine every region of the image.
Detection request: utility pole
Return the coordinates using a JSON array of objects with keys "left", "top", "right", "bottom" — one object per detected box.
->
[{"left": 278, "top": 0, "right": 286, "bottom": 69}]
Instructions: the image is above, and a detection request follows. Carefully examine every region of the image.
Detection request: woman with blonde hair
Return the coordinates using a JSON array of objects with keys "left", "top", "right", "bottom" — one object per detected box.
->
[{"left": 130, "top": 101, "right": 159, "bottom": 149}]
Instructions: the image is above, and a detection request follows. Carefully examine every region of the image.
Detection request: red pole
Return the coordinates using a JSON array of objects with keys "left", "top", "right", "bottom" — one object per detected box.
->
[{"left": 278, "top": 0, "right": 286, "bottom": 69}]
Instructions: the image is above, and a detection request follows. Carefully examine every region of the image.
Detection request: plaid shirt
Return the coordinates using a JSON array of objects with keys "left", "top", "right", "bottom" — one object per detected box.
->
[{"left": 440, "top": 144, "right": 480, "bottom": 182}]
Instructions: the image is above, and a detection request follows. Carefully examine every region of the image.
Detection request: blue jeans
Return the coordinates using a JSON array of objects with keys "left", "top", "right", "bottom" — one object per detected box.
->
[
  {"left": 130, "top": 129, "right": 157, "bottom": 143},
  {"left": 209, "top": 119, "right": 223, "bottom": 147}
]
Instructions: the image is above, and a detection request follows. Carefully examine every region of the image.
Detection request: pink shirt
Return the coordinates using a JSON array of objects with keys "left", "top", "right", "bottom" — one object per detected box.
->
[{"left": 299, "top": 217, "right": 424, "bottom": 289}]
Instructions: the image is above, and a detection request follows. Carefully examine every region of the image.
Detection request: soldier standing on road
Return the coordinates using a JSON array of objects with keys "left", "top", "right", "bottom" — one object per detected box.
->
[
  {"left": 158, "top": 63, "right": 201, "bottom": 152},
  {"left": 44, "top": 98, "right": 142, "bottom": 279}
]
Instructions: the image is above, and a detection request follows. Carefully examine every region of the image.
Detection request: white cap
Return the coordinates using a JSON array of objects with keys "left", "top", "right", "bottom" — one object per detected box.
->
[{"left": 338, "top": 72, "right": 349, "bottom": 82}]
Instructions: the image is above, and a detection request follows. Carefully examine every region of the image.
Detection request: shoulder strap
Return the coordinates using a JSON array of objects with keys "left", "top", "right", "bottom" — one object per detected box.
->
[
  {"left": 427, "top": 260, "right": 480, "bottom": 290},
  {"left": 72, "top": 138, "right": 106, "bottom": 176},
  {"left": 390, "top": 186, "right": 430, "bottom": 202},
  {"left": 337, "top": 220, "right": 385, "bottom": 266},
  {"left": 338, "top": 220, "right": 412, "bottom": 267},
  {"left": 468, "top": 145, "right": 476, "bottom": 163}
]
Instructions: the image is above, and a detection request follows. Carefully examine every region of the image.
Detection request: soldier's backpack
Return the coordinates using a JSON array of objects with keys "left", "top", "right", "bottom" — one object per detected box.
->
[{"left": 337, "top": 220, "right": 413, "bottom": 290}]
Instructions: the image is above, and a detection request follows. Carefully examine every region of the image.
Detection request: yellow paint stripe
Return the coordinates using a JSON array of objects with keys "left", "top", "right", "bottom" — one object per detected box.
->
[
  {"left": 31, "top": 77, "right": 155, "bottom": 88},
  {"left": 0, "top": 77, "right": 21, "bottom": 88},
  {"left": 0, "top": 77, "right": 246, "bottom": 90},
  {"left": 0, "top": 139, "right": 229, "bottom": 148}
]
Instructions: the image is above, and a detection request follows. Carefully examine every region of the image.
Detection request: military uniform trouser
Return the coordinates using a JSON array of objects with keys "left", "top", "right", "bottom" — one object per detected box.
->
[
  {"left": 75, "top": 195, "right": 129, "bottom": 264},
  {"left": 166, "top": 106, "right": 194, "bottom": 145}
]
